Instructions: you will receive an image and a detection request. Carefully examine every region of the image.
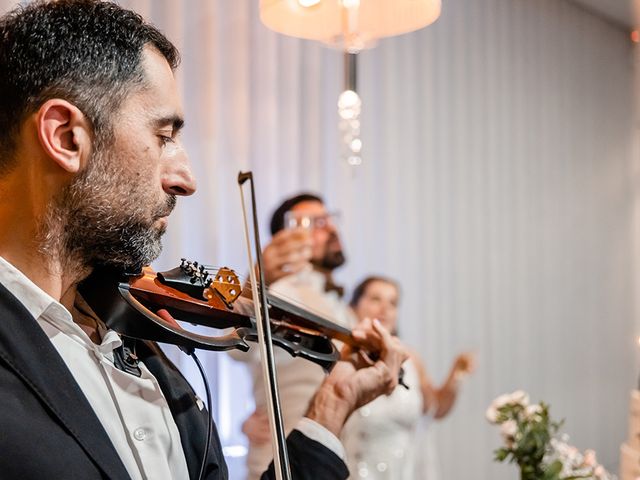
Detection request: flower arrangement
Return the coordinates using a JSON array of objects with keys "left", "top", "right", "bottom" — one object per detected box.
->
[{"left": 486, "top": 391, "right": 614, "bottom": 480}]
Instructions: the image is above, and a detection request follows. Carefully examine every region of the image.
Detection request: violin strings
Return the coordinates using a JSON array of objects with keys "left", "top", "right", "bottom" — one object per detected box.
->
[{"left": 198, "top": 265, "right": 340, "bottom": 323}]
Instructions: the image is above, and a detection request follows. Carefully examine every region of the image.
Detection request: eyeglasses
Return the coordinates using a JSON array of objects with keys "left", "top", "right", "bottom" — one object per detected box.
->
[{"left": 284, "top": 211, "right": 341, "bottom": 230}]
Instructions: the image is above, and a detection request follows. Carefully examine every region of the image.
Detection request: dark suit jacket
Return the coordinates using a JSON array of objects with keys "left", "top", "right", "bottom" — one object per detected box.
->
[{"left": 0, "top": 282, "right": 349, "bottom": 479}]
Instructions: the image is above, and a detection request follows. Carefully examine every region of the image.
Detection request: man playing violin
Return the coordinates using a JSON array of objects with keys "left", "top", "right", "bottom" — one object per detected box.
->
[
  {"left": 0, "top": 1, "right": 407, "bottom": 479},
  {"left": 237, "top": 193, "right": 358, "bottom": 479}
]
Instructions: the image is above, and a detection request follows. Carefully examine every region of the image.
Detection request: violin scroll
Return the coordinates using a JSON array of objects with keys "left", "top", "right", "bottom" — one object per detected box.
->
[{"left": 157, "top": 259, "right": 241, "bottom": 309}]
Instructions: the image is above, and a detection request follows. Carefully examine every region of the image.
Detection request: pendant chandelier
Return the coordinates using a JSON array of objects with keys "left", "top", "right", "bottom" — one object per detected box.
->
[{"left": 260, "top": 0, "right": 442, "bottom": 166}]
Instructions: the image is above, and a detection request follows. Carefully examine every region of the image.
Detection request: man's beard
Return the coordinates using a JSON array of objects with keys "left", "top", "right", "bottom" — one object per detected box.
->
[
  {"left": 312, "top": 232, "right": 346, "bottom": 271},
  {"left": 38, "top": 147, "right": 175, "bottom": 274}
]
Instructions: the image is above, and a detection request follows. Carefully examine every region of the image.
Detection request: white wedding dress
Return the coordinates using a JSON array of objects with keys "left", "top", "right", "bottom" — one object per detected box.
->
[{"left": 341, "top": 359, "right": 439, "bottom": 479}]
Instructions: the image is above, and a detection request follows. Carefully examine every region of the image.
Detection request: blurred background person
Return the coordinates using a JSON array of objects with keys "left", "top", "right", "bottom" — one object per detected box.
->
[
  {"left": 232, "top": 192, "right": 356, "bottom": 479},
  {"left": 341, "top": 276, "right": 475, "bottom": 480}
]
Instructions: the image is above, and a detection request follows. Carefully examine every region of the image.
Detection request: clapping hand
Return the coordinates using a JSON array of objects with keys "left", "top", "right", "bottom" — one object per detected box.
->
[{"left": 452, "top": 352, "right": 476, "bottom": 380}]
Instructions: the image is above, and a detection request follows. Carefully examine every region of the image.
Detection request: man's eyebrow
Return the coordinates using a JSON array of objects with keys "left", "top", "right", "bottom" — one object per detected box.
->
[{"left": 153, "top": 115, "right": 185, "bottom": 132}]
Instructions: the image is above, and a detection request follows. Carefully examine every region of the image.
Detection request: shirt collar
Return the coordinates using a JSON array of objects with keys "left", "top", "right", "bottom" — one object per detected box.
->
[
  {"left": 0, "top": 256, "right": 121, "bottom": 354},
  {"left": 0, "top": 255, "right": 67, "bottom": 322}
]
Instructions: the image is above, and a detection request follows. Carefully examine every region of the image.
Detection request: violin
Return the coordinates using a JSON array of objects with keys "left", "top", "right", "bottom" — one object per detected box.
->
[{"left": 78, "top": 258, "right": 354, "bottom": 371}]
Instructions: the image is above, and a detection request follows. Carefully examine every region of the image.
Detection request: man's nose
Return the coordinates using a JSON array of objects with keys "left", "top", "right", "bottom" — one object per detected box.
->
[{"left": 162, "top": 150, "right": 196, "bottom": 196}]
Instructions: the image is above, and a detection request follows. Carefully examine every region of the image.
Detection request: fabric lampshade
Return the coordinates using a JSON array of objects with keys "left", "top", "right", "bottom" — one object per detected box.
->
[{"left": 259, "top": 0, "right": 441, "bottom": 50}]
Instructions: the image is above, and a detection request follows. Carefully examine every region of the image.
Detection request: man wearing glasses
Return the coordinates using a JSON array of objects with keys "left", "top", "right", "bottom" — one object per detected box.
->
[{"left": 235, "top": 193, "right": 357, "bottom": 479}]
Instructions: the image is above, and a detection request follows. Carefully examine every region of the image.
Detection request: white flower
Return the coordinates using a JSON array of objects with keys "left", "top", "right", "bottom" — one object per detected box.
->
[
  {"left": 498, "top": 420, "right": 518, "bottom": 448},
  {"left": 490, "top": 392, "right": 513, "bottom": 409},
  {"left": 485, "top": 405, "right": 499, "bottom": 424},
  {"left": 552, "top": 439, "right": 579, "bottom": 460},
  {"left": 549, "top": 438, "right": 584, "bottom": 475},
  {"left": 500, "top": 420, "right": 517, "bottom": 439},
  {"left": 582, "top": 449, "right": 596, "bottom": 467},
  {"left": 486, "top": 390, "right": 531, "bottom": 424},
  {"left": 508, "top": 390, "right": 530, "bottom": 407},
  {"left": 525, "top": 404, "right": 542, "bottom": 419}
]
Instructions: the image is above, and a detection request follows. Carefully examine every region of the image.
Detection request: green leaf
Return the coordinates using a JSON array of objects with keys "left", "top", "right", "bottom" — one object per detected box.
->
[
  {"left": 545, "top": 460, "right": 562, "bottom": 477},
  {"left": 494, "top": 448, "right": 509, "bottom": 462}
]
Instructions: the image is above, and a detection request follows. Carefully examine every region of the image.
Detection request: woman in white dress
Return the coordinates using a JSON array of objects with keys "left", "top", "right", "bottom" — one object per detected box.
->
[{"left": 341, "top": 276, "right": 474, "bottom": 480}]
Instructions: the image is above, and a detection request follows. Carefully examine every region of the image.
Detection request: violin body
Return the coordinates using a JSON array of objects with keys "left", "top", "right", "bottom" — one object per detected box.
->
[{"left": 79, "top": 260, "right": 349, "bottom": 371}]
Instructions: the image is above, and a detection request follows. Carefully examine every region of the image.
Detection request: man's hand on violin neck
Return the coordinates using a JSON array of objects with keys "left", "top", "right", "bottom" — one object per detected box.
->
[
  {"left": 304, "top": 319, "right": 409, "bottom": 437},
  {"left": 262, "top": 229, "right": 313, "bottom": 285}
]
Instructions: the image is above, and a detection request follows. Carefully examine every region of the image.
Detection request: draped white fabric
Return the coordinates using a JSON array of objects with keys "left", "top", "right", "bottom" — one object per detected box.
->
[{"left": 1, "top": 0, "right": 638, "bottom": 478}]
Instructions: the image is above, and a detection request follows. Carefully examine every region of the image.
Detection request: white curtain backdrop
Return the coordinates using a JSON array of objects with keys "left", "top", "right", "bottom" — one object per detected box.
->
[{"left": 1, "top": 0, "right": 638, "bottom": 478}]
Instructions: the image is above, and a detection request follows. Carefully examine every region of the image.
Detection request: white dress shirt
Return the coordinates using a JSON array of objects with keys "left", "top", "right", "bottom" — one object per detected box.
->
[{"left": 0, "top": 256, "right": 189, "bottom": 480}]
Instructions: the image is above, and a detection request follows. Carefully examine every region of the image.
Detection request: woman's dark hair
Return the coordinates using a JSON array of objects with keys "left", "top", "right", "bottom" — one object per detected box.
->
[
  {"left": 269, "top": 192, "right": 324, "bottom": 235},
  {"left": 349, "top": 276, "right": 401, "bottom": 308},
  {"left": 0, "top": 0, "right": 179, "bottom": 172}
]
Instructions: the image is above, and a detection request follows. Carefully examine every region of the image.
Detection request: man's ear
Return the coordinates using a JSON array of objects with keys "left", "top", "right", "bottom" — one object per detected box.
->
[{"left": 36, "top": 99, "right": 92, "bottom": 174}]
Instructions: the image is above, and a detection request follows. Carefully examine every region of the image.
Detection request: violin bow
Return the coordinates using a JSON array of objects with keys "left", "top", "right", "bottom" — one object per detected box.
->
[{"left": 238, "top": 171, "right": 292, "bottom": 480}]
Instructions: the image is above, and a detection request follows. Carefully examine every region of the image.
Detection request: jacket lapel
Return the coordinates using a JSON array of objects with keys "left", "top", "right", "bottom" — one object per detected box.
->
[{"left": 0, "top": 282, "right": 131, "bottom": 480}]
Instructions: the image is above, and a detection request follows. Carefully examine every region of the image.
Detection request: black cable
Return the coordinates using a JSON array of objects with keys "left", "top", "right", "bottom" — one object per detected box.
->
[{"left": 190, "top": 351, "right": 213, "bottom": 480}]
